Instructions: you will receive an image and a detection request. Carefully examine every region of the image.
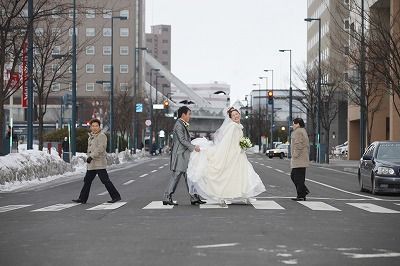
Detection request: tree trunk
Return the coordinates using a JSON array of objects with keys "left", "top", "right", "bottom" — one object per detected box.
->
[
  {"left": 38, "top": 97, "right": 44, "bottom": 151},
  {"left": 0, "top": 103, "right": 4, "bottom": 155}
]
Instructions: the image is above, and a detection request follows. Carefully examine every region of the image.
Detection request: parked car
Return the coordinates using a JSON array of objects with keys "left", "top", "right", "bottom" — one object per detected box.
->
[
  {"left": 358, "top": 141, "right": 400, "bottom": 194},
  {"left": 333, "top": 141, "right": 348, "bottom": 156},
  {"left": 266, "top": 144, "right": 289, "bottom": 159}
]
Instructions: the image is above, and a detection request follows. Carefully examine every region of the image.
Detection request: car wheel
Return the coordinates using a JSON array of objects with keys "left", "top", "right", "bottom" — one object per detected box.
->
[
  {"left": 280, "top": 153, "right": 284, "bottom": 159},
  {"left": 268, "top": 156, "right": 273, "bottom": 159},
  {"left": 358, "top": 170, "right": 366, "bottom": 192},
  {"left": 371, "top": 173, "right": 377, "bottom": 195}
]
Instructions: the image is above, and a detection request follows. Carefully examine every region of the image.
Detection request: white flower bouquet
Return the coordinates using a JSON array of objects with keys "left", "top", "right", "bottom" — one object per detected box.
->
[{"left": 239, "top": 137, "right": 252, "bottom": 150}]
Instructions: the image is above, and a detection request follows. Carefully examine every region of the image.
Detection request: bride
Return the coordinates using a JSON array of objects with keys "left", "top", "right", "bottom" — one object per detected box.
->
[{"left": 187, "top": 107, "right": 266, "bottom": 206}]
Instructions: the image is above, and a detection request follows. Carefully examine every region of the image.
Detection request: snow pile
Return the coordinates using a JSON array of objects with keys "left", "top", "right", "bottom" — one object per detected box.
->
[{"left": 0, "top": 150, "right": 73, "bottom": 185}]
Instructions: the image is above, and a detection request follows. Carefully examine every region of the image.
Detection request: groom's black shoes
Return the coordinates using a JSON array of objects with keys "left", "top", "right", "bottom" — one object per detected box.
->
[
  {"left": 190, "top": 199, "right": 206, "bottom": 205},
  {"left": 72, "top": 199, "right": 86, "bottom": 204},
  {"left": 163, "top": 200, "right": 178, "bottom": 206},
  {"left": 291, "top": 197, "right": 306, "bottom": 201}
]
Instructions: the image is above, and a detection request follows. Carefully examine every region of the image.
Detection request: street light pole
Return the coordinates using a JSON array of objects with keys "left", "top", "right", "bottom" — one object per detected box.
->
[
  {"left": 305, "top": 17, "right": 322, "bottom": 163},
  {"left": 134, "top": 47, "right": 147, "bottom": 154},
  {"left": 279, "top": 49, "right": 292, "bottom": 157},
  {"left": 27, "top": 0, "right": 34, "bottom": 150},
  {"left": 149, "top": 68, "right": 159, "bottom": 154},
  {"left": 264, "top": 69, "right": 274, "bottom": 149},
  {"left": 259, "top": 76, "right": 269, "bottom": 150},
  {"left": 110, "top": 15, "right": 127, "bottom": 153},
  {"left": 70, "top": 0, "right": 77, "bottom": 156},
  {"left": 253, "top": 83, "right": 262, "bottom": 152}
]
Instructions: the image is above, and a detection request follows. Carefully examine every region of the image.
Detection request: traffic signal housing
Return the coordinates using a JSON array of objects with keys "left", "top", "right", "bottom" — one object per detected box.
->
[
  {"left": 163, "top": 99, "right": 169, "bottom": 109},
  {"left": 268, "top": 90, "right": 273, "bottom": 105}
]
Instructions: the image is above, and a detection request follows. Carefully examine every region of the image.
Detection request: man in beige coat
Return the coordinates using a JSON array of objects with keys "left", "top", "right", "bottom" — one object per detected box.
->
[
  {"left": 290, "top": 118, "right": 310, "bottom": 201},
  {"left": 72, "top": 119, "right": 121, "bottom": 204}
]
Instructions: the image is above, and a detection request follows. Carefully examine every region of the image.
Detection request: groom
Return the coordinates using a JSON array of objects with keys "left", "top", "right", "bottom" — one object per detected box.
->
[{"left": 163, "top": 106, "right": 206, "bottom": 206}]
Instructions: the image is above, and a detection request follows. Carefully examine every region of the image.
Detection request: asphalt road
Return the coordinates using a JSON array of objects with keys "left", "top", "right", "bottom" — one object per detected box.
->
[{"left": 1, "top": 154, "right": 399, "bottom": 266}]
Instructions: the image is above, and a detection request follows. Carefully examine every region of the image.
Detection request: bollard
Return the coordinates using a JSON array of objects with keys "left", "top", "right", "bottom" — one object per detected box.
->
[
  {"left": 47, "top": 142, "right": 52, "bottom": 154},
  {"left": 57, "top": 143, "right": 62, "bottom": 157}
]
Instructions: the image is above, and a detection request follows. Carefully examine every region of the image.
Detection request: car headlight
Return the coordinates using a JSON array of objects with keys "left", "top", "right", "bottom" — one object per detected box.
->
[{"left": 376, "top": 166, "right": 396, "bottom": 175}]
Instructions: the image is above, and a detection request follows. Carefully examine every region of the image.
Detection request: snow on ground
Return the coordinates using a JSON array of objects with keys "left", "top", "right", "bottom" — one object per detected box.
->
[{"left": 0, "top": 148, "right": 148, "bottom": 192}]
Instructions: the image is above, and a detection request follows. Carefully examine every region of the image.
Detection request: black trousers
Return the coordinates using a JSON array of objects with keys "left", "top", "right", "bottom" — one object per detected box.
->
[
  {"left": 290, "top": 168, "right": 310, "bottom": 198},
  {"left": 78, "top": 169, "right": 121, "bottom": 202}
]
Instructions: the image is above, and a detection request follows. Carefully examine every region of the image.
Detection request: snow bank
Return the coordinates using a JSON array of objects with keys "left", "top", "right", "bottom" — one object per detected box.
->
[{"left": 0, "top": 150, "right": 73, "bottom": 185}]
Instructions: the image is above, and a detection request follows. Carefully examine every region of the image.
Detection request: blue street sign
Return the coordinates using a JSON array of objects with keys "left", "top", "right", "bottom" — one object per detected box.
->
[{"left": 136, "top": 103, "right": 143, "bottom": 113}]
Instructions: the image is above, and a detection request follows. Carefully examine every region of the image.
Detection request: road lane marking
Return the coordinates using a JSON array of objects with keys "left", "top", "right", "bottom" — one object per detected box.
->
[
  {"left": 342, "top": 252, "right": 400, "bottom": 259},
  {"left": 347, "top": 203, "right": 400, "bottom": 213},
  {"left": 151, "top": 170, "right": 158, "bottom": 173},
  {"left": 143, "top": 201, "right": 174, "bottom": 209},
  {"left": 98, "top": 191, "right": 108, "bottom": 196},
  {"left": 275, "top": 169, "right": 284, "bottom": 173},
  {"left": 31, "top": 203, "right": 80, "bottom": 212},
  {"left": 164, "top": 164, "right": 168, "bottom": 166},
  {"left": 298, "top": 201, "right": 341, "bottom": 211},
  {"left": 123, "top": 180, "right": 135, "bottom": 185},
  {"left": 266, "top": 166, "right": 273, "bottom": 168},
  {"left": 318, "top": 166, "right": 356, "bottom": 176},
  {"left": 251, "top": 200, "right": 285, "bottom": 210},
  {"left": 159, "top": 166, "right": 164, "bottom": 169},
  {"left": 139, "top": 173, "right": 148, "bottom": 178},
  {"left": 0, "top": 205, "right": 32, "bottom": 213},
  {"left": 257, "top": 196, "right": 373, "bottom": 201},
  {"left": 199, "top": 203, "right": 229, "bottom": 209},
  {"left": 87, "top": 202, "right": 127, "bottom": 210},
  {"left": 305, "top": 178, "right": 382, "bottom": 200},
  {"left": 194, "top": 243, "right": 239, "bottom": 249}
]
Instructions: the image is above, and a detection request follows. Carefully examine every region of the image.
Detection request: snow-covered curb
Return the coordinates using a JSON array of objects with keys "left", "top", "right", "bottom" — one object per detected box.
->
[{"left": 0, "top": 149, "right": 148, "bottom": 192}]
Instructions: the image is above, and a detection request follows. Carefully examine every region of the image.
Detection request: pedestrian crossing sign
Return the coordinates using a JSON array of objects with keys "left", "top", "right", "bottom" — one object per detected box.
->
[{"left": 136, "top": 103, "right": 143, "bottom": 113}]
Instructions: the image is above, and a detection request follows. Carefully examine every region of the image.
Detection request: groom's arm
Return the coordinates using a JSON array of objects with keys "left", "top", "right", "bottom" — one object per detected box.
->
[{"left": 175, "top": 124, "right": 196, "bottom": 152}]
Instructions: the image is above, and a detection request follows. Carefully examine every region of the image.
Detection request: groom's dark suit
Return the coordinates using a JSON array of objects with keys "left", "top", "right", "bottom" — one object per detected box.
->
[{"left": 163, "top": 119, "right": 201, "bottom": 205}]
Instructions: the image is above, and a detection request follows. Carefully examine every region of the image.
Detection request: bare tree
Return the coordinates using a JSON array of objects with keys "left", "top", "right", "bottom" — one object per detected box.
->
[{"left": 114, "top": 88, "right": 134, "bottom": 148}]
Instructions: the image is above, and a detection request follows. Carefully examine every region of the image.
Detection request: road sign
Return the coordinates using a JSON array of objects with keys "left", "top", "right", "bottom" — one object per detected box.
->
[
  {"left": 145, "top": 120, "right": 151, "bottom": 127},
  {"left": 153, "top": 104, "right": 164, "bottom": 110},
  {"left": 136, "top": 103, "right": 143, "bottom": 113}
]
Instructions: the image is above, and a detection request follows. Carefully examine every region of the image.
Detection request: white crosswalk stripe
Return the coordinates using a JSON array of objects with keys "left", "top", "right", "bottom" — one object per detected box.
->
[
  {"left": 98, "top": 191, "right": 108, "bottom": 196},
  {"left": 31, "top": 203, "right": 80, "bottom": 212},
  {"left": 252, "top": 200, "right": 285, "bottom": 210},
  {"left": 298, "top": 201, "right": 341, "bottom": 211},
  {"left": 143, "top": 201, "right": 175, "bottom": 209},
  {"left": 139, "top": 173, "right": 148, "bottom": 178},
  {"left": 0, "top": 205, "right": 32, "bottom": 213},
  {"left": 199, "top": 202, "right": 229, "bottom": 209},
  {"left": 123, "top": 180, "right": 135, "bottom": 185},
  {"left": 347, "top": 203, "right": 400, "bottom": 213},
  {"left": 86, "top": 202, "right": 127, "bottom": 211}
]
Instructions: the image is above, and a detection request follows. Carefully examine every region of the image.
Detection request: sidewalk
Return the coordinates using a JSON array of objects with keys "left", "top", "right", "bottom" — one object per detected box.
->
[{"left": 312, "top": 159, "right": 359, "bottom": 174}]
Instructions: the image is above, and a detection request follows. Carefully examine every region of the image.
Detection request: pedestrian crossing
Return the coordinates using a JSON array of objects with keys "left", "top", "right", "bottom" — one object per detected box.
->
[{"left": 1, "top": 200, "right": 400, "bottom": 214}]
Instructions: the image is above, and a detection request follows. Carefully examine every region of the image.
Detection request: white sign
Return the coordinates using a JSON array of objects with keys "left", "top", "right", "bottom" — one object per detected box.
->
[
  {"left": 159, "top": 130, "right": 165, "bottom": 138},
  {"left": 145, "top": 120, "right": 152, "bottom": 127},
  {"left": 153, "top": 104, "right": 164, "bottom": 110}
]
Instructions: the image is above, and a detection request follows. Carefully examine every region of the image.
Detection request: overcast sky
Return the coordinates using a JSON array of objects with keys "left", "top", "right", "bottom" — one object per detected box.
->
[{"left": 145, "top": 0, "right": 307, "bottom": 103}]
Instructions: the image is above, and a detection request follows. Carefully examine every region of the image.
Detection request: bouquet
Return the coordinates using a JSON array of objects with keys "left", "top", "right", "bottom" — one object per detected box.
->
[{"left": 239, "top": 137, "right": 252, "bottom": 150}]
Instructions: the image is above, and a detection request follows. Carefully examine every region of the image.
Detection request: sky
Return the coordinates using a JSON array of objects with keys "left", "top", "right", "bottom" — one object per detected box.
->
[{"left": 145, "top": 0, "right": 307, "bottom": 103}]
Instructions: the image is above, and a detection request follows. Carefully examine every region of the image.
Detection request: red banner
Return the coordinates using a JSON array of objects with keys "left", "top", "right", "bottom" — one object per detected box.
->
[
  {"left": 22, "top": 41, "right": 27, "bottom": 108},
  {"left": 10, "top": 72, "right": 19, "bottom": 87}
]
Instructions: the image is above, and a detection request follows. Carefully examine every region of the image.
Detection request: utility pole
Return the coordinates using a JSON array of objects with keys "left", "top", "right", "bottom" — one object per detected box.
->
[{"left": 360, "top": 0, "right": 366, "bottom": 157}]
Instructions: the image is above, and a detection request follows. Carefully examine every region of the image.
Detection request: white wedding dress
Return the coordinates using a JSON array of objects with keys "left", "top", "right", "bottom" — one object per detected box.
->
[{"left": 187, "top": 118, "right": 266, "bottom": 202}]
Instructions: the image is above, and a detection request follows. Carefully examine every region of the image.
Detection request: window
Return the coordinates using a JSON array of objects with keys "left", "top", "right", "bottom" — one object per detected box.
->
[
  {"left": 86, "top": 46, "right": 95, "bottom": 55},
  {"left": 86, "top": 9, "right": 95, "bottom": 18},
  {"left": 52, "top": 46, "right": 61, "bottom": 55},
  {"left": 162, "top": 39, "right": 169, "bottom": 44},
  {"left": 86, "top": 64, "right": 95, "bottom": 73},
  {"left": 120, "top": 46, "right": 129, "bottom": 55},
  {"left": 147, "top": 38, "right": 153, "bottom": 43},
  {"left": 52, "top": 9, "right": 60, "bottom": 18},
  {"left": 86, "top": 83, "right": 95, "bottom": 92},
  {"left": 68, "top": 9, "right": 77, "bottom": 19},
  {"left": 103, "top": 9, "right": 112, "bottom": 19},
  {"left": 120, "top": 83, "right": 129, "bottom": 91},
  {"left": 120, "top": 28, "right": 129, "bottom": 37},
  {"left": 103, "top": 28, "right": 112, "bottom": 37},
  {"left": 51, "top": 83, "right": 61, "bottom": 91},
  {"left": 68, "top": 83, "right": 77, "bottom": 91},
  {"left": 35, "top": 28, "right": 44, "bottom": 36},
  {"left": 120, "top": 65, "right": 128, "bottom": 73},
  {"left": 120, "top": 10, "right": 129, "bottom": 19},
  {"left": 344, "top": 73, "right": 349, "bottom": 81},
  {"left": 344, "top": 19, "right": 350, "bottom": 30},
  {"left": 51, "top": 64, "right": 60, "bottom": 73},
  {"left": 344, "top": 46, "right": 349, "bottom": 55},
  {"left": 162, "top": 27, "right": 169, "bottom": 32},
  {"left": 103, "top": 64, "right": 111, "bottom": 73},
  {"left": 86, "top": 28, "right": 95, "bottom": 37},
  {"left": 162, "top": 61, "right": 169, "bottom": 66},
  {"left": 69, "top": 28, "right": 78, "bottom": 36},
  {"left": 68, "top": 65, "right": 77, "bottom": 73},
  {"left": 103, "top": 46, "right": 111, "bottom": 55},
  {"left": 344, "top": 0, "right": 350, "bottom": 5},
  {"left": 162, "top": 50, "right": 168, "bottom": 55},
  {"left": 103, "top": 82, "right": 111, "bottom": 91}
]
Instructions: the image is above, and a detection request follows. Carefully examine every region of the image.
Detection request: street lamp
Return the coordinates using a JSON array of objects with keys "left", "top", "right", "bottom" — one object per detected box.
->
[
  {"left": 305, "top": 17, "right": 322, "bottom": 163},
  {"left": 253, "top": 82, "right": 262, "bottom": 152},
  {"left": 133, "top": 47, "right": 147, "bottom": 153},
  {"left": 279, "top": 49, "right": 292, "bottom": 157},
  {"left": 149, "top": 68, "right": 160, "bottom": 154},
  {"left": 264, "top": 69, "right": 274, "bottom": 149},
  {"left": 109, "top": 15, "right": 127, "bottom": 153}
]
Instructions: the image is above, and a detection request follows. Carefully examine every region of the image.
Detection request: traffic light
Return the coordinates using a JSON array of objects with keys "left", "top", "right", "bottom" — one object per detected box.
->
[
  {"left": 163, "top": 99, "right": 169, "bottom": 109},
  {"left": 268, "top": 90, "right": 273, "bottom": 105},
  {"left": 245, "top": 110, "right": 249, "bottom": 119}
]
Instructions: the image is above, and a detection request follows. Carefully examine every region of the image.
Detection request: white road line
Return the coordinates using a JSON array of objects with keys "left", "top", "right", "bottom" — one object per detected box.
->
[
  {"left": 31, "top": 203, "right": 80, "bottom": 212},
  {"left": 266, "top": 166, "right": 273, "bottom": 169},
  {"left": 123, "top": 180, "right": 135, "bottom": 185},
  {"left": 139, "top": 173, "right": 148, "bottom": 178},
  {"left": 305, "top": 178, "right": 382, "bottom": 200},
  {"left": 151, "top": 170, "right": 158, "bottom": 173},
  {"left": 158, "top": 166, "right": 164, "bottom": 169},
  {"left": 260, "top": 163, "right": 265, "bottom": 166},
  {"left": 256, "top": 196, "right": 373, "bottom": 201},
  {"left": 318, "top": 166, "right": 356, "bottom": 176},
  {"left": 87, "top": 202, "right": 127, "bottom": 211},
  {"left": 97, "top": 191, "right": 108, "bottom": 196},
  {"left": 275, "top": 169, "right": 284, "bottom": 173},
  {"left": 143, "top": 201, "right": 174, "bottom": 209},
  {"left": 343, "top": 252, "right": 400, "bottom": 259},
  {"left": 194, "top": 243, "right": 239, "bottom": 249},
  {"left": 0, "top": 205, "right": 32, "bottom": 213},
  {"left": 251, "top": 200, "right": 285, "bottom": 210},
  {"left": 298, "top": 201, "right": 341, "bottom": 211},
  {"left": 164, "top": 164, "right": 168, "bottom": 166},
  {"left": 200, "top": 203, "right": 229, "bottom": 209},
  {"left": 347, "top": 203, "right": 400, "bottom": 213}
]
